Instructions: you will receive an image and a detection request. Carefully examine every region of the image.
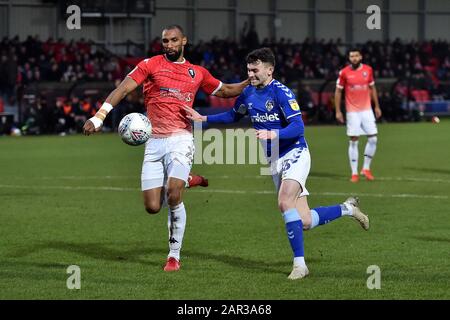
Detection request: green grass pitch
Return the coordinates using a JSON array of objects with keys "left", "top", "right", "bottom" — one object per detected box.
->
[{"left": 0, "top": 120, "right": 449, "bottom": 299}]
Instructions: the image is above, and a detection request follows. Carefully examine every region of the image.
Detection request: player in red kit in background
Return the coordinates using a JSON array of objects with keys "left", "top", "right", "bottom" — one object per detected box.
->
[
  {"left": 83, "top": 25, "right": 249, "bottom": 271},
  {"left": 334, "top": 48, "right": 382, "bottom": 183}
]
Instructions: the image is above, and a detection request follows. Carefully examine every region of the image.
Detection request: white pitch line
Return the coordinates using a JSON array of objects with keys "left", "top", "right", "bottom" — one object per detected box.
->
[
  {"left": 8, "top": 175, "right": 450, "bottom": 184},
  {"left": 0, "top": 184, "right": 138, "bottom": 192},
  {"left": 0, "top": 184, "right": 447, "bottom": 200}
]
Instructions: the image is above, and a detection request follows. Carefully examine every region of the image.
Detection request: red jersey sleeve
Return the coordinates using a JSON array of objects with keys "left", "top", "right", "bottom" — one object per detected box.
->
[
  {"left": 198, "top": 66, "right": 222, "bottom": 95},
  {"left": 127, "top": 58, "right": 153, "bottom": 85},
  {"left": 336, "top": 69, "right": 346, "bottom": 89}
]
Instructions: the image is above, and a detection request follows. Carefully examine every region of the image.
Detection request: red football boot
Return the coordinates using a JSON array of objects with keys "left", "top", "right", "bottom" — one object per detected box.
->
[
  {"left": 163, "top": 257, "right": 181, "bottom": 272},
  {"left": 187, "top": 173, "right": 209, "bottom": 188},
  {"left": 350, "top": 174, "right": 359, "bottom": 183},
  {"left": 360, "top": 169, "right": 375, "bottom": 181}
]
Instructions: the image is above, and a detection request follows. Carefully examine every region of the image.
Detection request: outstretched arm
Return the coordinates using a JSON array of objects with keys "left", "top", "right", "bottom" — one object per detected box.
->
[
  {"left": 184, "top": 106, "right": 242, "bottom": 124},
  {"left": 214, "top": 79, "right": 250, "bottom": 98},
  {"left": 83, "top": 77, "right": 138, "bottom": 135}
]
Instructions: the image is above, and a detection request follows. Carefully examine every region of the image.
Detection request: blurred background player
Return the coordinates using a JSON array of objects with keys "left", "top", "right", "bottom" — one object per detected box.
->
[
  {"left": 335, "top": 48, "right": 382, "bottom": 182},
  {"left": 83, "top": 25, "right": 248, "bottom": 272},
  {"left": 186, "top": 48, "right": 370, "bottom": 280}
]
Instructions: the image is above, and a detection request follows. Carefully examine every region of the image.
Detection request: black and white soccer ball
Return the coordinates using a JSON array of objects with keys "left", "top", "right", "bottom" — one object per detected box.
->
[{"left": 118, "top": 113, "right": 152, "bottom": 146}]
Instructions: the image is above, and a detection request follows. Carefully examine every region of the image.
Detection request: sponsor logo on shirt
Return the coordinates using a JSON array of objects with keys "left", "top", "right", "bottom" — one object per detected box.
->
[
  {"left": 349, "top": 84, "right": 369, "bottom": 91},
  {"left": 160, "top": 87, "right": 193, "bottom": 102},
  {"left": 251, "top": 112, "right": 280, "bottom": 122}
]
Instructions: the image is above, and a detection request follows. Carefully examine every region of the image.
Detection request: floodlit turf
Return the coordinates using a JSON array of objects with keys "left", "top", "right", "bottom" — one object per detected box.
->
[{"left": 1, "top": 120, "right": 449, "bottom": 299}]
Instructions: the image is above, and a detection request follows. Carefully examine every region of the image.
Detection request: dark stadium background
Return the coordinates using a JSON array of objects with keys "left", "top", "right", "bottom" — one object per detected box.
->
[{"left": 1, "top": 0, "right": 449, "bottom": 135}]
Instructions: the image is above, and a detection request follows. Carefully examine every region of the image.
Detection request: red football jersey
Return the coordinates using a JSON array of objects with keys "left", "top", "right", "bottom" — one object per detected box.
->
[
  {"left": 127, "top": 55, "right": 222, "bottom": 137},
  {"left": 336, "top": 64, "right": 375, "bottom": 112}
]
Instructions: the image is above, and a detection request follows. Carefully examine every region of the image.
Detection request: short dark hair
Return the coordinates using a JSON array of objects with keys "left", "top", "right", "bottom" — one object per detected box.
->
[
  {"left": 163, "top": 25, "right": 185, "bottom": 36},
  {"left": 246, "top": 47, "right": 275, "bottom": 67},
  {"left": 348, "top": 47, "right": 362, "bottom": 55}
]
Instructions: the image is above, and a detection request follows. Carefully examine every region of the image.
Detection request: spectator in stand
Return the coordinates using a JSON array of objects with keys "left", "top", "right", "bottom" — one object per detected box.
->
[{"left": 296, "top": 82, "right": 315, "bottom": 123}]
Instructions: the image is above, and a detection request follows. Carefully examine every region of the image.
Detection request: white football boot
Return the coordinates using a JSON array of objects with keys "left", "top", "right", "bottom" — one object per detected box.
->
[
  {"left": 288, "top": 264, "right": 310, "bottom": 280},
  {"left": 345, "top": 196, "right": 370, "bottom": 231}
]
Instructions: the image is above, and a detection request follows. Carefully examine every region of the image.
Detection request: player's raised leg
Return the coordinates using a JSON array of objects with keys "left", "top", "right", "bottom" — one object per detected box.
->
[
  {"left": 278, "top": 179, "right": 309, "bottom": 280},
  {"left": 186, "top": 172, "right": 209, "bottom": 188},
  {"left": 296, "top": 196, "right": 369, "bottom": 231}
]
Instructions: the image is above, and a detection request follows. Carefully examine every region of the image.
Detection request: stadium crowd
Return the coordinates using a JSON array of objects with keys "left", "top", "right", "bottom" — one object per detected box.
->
[
  {"left": 0, "top": 36, "right": 123, "bottom": 102},
  {"left": 1, "top": 32, "right": 450, "bottom": 135}
]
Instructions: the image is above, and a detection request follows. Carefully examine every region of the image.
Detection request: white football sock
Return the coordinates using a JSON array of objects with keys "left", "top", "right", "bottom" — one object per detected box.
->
[
  {"left": 167, "top": 202, "right": 186, "bottom": 261},
  {"left": 348, "top": 140, "right": 359, "bottom": 175},
  {"left": 340, "top": 203, "right": 353, "bottom": 216},
  {"left": 294, "top": 256, "right": 306, "bottom": 267},
  {"left": 363, "top": 136, "right": 377, "bottom": 170}
]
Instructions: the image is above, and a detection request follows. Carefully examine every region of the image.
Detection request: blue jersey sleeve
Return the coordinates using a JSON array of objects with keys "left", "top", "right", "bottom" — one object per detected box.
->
[
  {"left": 274, "top": 84, "right": 305, "bottom": 139},
  {"left": 206, "top": 92, "right": 247, "bottom": 124}
]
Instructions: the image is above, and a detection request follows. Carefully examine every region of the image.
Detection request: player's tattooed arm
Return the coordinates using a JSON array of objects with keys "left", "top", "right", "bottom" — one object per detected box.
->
[
  {"left": 83, "top": 77, "right": 139, "bottom": 135},
  {"left": 214, "top": 79, "right": 250, "bottom": 98},
  {"left": 370, "top": 85, "right": 382, "bottom": 119},
  {"left": 334, "top": 87, "right": 344, "bottom": 124}
]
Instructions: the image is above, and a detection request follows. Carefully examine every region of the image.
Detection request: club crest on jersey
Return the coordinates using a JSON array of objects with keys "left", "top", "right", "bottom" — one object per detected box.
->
[
  {"left": 188, "top": 68, "right": 195, "bottom": 78},
  {"left": 265, "top": 100, "right": 274, "bottom": 112},
  {"left": 288, "top": 99, "right": 300, "bottom": 111},
  {"left": 363, "top": 71, "right": 368, "bottom": 78}
]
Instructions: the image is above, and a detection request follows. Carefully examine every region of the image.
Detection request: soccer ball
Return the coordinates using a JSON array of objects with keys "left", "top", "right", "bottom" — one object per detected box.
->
[{"left": 118, "top": 113, "right": 152, "bottom": 146}]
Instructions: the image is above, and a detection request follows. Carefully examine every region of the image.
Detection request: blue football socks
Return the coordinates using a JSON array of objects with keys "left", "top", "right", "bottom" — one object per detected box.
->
[
  {"left": 310, "top": 205, "right": 344, "bottom": 229},
  {"left": 283, "top": 208, "right": 305, "bottom": 258}
]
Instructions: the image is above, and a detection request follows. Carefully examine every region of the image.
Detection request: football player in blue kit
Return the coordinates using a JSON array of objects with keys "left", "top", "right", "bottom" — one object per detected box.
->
[{"left": 185, "top": 48, "right": 370, "bottom": 280}]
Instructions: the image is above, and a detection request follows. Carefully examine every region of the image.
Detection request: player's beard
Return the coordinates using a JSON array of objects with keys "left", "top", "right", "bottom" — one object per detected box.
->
[
  {"left": 165, "top": 48, "right": 183, "bottom": 62},
  {"left": 351, "top": 61, "right": 362, "bottom": 69}
]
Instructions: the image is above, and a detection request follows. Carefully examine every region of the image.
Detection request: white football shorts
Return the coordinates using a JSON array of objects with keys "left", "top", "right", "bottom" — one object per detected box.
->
[
  {"left": 271, "top": 146, "right": 310, "bottom": 197},
  {"left": 346, "top": 109, "right": 378, "bottom": 136},
  {"left": 141, "top": 134, "right": 194, "bottom": 191}
]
